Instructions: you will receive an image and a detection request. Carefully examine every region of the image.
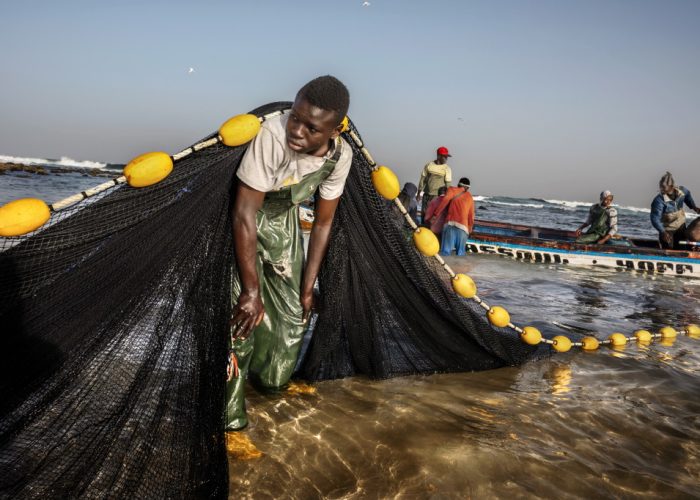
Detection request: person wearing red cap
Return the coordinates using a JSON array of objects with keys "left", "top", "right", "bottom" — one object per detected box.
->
[{"left": 417, "top": 146, "right": 453, "bottom": 215}]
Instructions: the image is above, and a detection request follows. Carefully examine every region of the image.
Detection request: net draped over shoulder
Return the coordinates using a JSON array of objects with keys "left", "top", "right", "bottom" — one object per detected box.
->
[{"left": 0, "top": 102, "right": 536, "bottom": 498}]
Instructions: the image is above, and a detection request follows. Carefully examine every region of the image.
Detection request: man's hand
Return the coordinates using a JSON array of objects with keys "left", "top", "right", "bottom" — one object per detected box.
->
[
  {"left": 575, "top": 228, "right": 582, "bottom": 237},
  {"left": 230, "top": 290, "right": 265, "bottom": 340},
  {"left": 231, "top": 182, "right": 266, "bottom": 340},
  {"left": 300, "top": 289, "right": 315, "bottom": 322},
  {"left": 662, "top": 231, "right": 673, "bottom": 247},
  {"left": 596, "top": 235, "right": 610, "bottom": 245}
]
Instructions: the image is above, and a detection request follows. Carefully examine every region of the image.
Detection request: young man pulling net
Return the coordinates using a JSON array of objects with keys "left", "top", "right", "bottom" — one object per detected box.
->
[{"left": 226, "top": 76, "right": 352, "bottom": 433}]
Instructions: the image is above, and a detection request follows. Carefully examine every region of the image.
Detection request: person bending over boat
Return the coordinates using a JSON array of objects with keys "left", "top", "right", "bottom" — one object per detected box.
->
[
  {"left": 434, "top": 177, "right": 474, "bottom": 256},
  {"left": 227, "top": 76, "right": 352, "bottom": 431},
  {"left": 418, "top": 146, "right": 453, "bottom": 211},
  {"left": 575, "top": 190, "right": 618, "bottom": 245},
  {"left": 651, "top": 172, "right": 700, "bottom": 250}
]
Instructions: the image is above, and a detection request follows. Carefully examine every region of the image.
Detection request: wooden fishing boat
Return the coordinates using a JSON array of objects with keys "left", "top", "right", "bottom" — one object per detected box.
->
[{"left": 468, "top": 219, "right": 700, "bottom": 278}]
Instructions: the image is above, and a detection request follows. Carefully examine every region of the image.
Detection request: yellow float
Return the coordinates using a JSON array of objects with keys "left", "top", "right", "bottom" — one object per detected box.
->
[
  {"left": 123, "top": 152, "right": 173, "bottom": 188},
  {"left": 685, "top": 324, "right": 700, "bottom": 339},
  {"left": 552, "top": 335, "right": 572, "bottom": 353},
  {"left": 608, "top": 333, "right": 627, "bottom": 346},
  {"left": 371, "top": 166, "right": 400, "bottom": 200},
  {"left": 581, "top": 336, "right": 600, "bottom": 351},
  {"left": 412, "top": 228, "right": 440, "bottom": 257},
  {"left": 218, "top": 114, "right": 261, "bottom": 147},
  {"left": 520, "top": 326, "right": 542, "bottom": 345},
  {"left": 659, "top": 326, "right": 677, "bottom": 339},
  {"left": 452, "top": 274, "right": 477, "bottom": 298},
  {"left": 340, "top": 116, "right": 349, "bottom": 133},
  {"left": 0, "top": 198, "right": 51, "bottom": 237},
  {"left": 634, "top": 330, "right": 652, "bottom": 343},
  {"left": 487, "top": 306, "right": 510, "bottom": 328}
]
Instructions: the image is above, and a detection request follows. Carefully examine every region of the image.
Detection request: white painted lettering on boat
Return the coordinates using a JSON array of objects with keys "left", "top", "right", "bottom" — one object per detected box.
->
[
  {"left": 615, "top": 259, "right": 693, "bottom": 275},
  {"left": 467, "top": 243, "right": 694, "bottom": 275},
  {"left": 467, "top": 244, "right": 563, "bottom": 264}
]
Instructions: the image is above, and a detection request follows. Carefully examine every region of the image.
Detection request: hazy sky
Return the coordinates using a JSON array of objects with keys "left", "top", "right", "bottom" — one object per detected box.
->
[{"left": 1, "top": 0, "right": 699, "bottom": 206}]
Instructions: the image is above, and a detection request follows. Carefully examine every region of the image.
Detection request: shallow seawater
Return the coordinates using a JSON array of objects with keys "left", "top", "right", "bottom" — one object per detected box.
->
[{"left": 230, "top": 255, "right": 700, "bottom": 498}]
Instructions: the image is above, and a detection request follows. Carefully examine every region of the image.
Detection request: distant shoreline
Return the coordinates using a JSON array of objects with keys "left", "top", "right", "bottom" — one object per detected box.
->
[{"left": 0, "top": 162, "right": 121, "bottom": 177}]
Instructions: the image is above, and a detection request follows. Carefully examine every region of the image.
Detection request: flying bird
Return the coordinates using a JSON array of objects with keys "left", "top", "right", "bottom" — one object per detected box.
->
[
  {"left": 362, "top": 1, "right": 371, "bottom": 6},
  {"left": 187, "top": 67, "right": 195, "bottom": 74}
]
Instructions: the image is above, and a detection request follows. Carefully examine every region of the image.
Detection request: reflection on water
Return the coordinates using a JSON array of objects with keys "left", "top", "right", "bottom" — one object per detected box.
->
[{"left": 229, "top": 254, "right": 700, "bottom": 498}]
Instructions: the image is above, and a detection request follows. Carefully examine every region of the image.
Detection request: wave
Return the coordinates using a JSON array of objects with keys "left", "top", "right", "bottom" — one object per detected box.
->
[
  {"left": 541, "top": 198, "right": 590, "bottom": 209},
  {"left": 485, "top": 200, "right": 544, "bottom": 209},
  {"left": 618, "top": 204, "right": 650, "bottom": 214},
  {"left": 0, "top": 154, "right": 107, "bottom": 170}
]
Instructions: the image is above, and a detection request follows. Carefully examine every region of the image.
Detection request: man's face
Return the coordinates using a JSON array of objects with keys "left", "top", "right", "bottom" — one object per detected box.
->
[
  {"left": 286, "top": 97, "right": 342, "bottom": 156},
  {"left": 602, "top": 195, "right": 613, "bottom": 207},
  {"left": 436, "top": 154, "right": 448, "bottom": 164},
  {"left": 660, "top": 184, "right": 674, "bottom": 195}
]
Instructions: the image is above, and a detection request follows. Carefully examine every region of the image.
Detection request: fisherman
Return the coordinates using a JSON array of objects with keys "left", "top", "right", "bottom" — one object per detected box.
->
[
  {"left": 417, "top": 146, "right": 453, "bottom": 211},
  {"left": 687, "top": 218, "right": 700, "bottom": 244},
  {"left": 650, "top": 172, "right": 700, "bottom": 249},
  {"left": 575, "top": 190, "right": 618, "bottom": 245},
  {"left": 423, "top": 186, "right": 448, "bottom": 236},
  {"left": 397, "top": 182, "right": 419, "bottom": 224},
  {"left": 434, "top": 177, "right": 474, "bottom": 256},
  {"left": 227, "top": 76, "right": 352, "bottom": 431}
]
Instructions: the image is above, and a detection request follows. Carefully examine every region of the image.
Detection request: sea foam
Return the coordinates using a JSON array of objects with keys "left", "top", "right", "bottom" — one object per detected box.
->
[{"left": 0, "top": 154, "right": 107, "bottom": 170}]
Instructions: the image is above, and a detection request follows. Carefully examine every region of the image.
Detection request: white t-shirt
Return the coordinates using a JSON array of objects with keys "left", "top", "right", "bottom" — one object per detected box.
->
[{"left": 237, "top": 112, "right": 352, "bottom": 200}]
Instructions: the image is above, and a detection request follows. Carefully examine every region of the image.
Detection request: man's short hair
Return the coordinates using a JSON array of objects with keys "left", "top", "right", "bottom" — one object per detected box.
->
[
  {"left": 297, "top": 75, "right": 350, "bottom": 125},
  {"left": 458, "top": 177, "right": 470, "bottom": 187}
]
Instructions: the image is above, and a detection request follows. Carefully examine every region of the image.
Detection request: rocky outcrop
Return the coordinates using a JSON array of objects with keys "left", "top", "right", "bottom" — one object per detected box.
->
[{"left": 0, "top": 162, "right": 119, "bottom": 177}]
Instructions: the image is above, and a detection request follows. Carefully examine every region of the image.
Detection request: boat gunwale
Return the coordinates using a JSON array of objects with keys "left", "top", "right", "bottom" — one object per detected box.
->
[{"left": 471, "top": 219, "right": 700, "bottom": 261}]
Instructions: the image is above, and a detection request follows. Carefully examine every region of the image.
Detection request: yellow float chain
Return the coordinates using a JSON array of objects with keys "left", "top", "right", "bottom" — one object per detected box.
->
[
  {"left": 47, "top": 110, "right": 286, "bottom": 212},
  {"left": 343, "top": 118, "right": 700, "bottom": 353},
  {"left": 9, "top": 108, "right": 699, "bottom": 353}
]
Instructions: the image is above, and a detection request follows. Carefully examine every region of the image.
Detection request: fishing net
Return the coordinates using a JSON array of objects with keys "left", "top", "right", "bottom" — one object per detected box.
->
[{"left": 0, "top": 101, "right": 536, "bottom": 498}]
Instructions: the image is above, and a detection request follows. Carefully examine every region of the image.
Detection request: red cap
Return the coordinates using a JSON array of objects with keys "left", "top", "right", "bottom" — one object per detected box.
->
[{"left": 437, "top": 146, "right": 451, "bottom": 157}]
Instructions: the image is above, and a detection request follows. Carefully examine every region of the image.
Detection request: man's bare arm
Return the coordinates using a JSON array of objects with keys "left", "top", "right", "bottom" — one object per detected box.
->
[
  {"left": 230, "top": 181, "right": 266, "bottom": 339},
  {"left": 300, "top": 196, "right": 341, "bottom": 321}
]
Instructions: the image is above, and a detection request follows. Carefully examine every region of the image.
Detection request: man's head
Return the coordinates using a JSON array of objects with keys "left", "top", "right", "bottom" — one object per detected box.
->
[
  {"left": 286, "top": 75, "right": 350, "bottom": 157},
  {"left": 659, "top": 172, "right": 675, "bottom": 195},
  {"left": 458, "top": 177, "right": 470, "bottom": 190},
  {"left": 600, "top": 190, "right": 613, "bottom": 207},
  {"left": 436, "top": 146, "right": 451, "bottom": 164}
]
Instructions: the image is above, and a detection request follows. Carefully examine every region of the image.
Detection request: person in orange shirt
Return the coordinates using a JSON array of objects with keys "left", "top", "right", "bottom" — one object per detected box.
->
[
  {"left": 433, "top": 177, "right": 474, "bottom": 256},
  {"left": 423, "top": 186, "right": 448, "bottom": 236}
]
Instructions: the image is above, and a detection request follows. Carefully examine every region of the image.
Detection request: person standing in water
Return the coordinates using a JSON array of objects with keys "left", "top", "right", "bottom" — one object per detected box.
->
[
  {"left": 227, "top": 76, "right": 352, "bottom": 431},
  {"left": 417, "top": 146, "right": 453, "bottom": 211},
  {"left": 434, "top": 177, "right": 474, "bottom": 256},
  {"left": 650, "top": 172, "right": 700, "bottom": 249},
  {"left": 575, "top": 190, "right": 618, "bottom": 245}
]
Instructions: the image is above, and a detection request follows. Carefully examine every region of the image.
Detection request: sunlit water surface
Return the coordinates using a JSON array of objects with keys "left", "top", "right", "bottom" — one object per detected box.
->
[{"left": 231, "top": 257, "right": 700, "bottom": 499}]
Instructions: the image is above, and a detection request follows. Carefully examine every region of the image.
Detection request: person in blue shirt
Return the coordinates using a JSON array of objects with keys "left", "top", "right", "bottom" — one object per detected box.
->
[{"left": 650, "top": 172, "right": 700, "bottom": 249}]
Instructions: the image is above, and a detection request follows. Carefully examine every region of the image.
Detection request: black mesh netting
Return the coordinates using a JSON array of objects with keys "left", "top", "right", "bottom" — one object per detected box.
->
[{"left": 0, "top": 102, "right": 537, "bottom": 498}]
